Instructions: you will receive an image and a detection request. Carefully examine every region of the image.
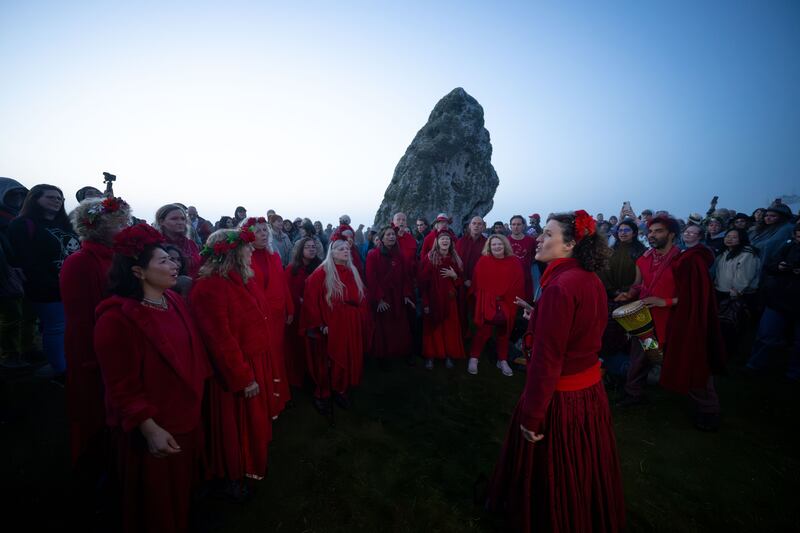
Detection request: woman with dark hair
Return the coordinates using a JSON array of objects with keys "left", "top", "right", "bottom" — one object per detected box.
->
[
  {"left": 284, "top": 237, "right": 322, "bottom": 387},
  {"left": 154, "top": 204, "right": 201, "bottom": 278},
  {"left": 163, "top": 244, "right": 193, "bottom": 297},
  {"left": 419, "top": 231, "right": 465, "bottom": 370},
  {"left": 292, "top": 220, "right": 324, "bottom": 261},
  {"left": 242, "top": 217, "right": 293, "bottom": 419},
  {"left": 486, "top": 210, "right": 624, "bottom": 533},
  {"left": 704, "top": 217, "right": 726, "bottom": 256},
  {"left": 366, "top": 226, "right": 414, "bottom": 363},
  {"left": 190, "top": 228, "right": 272, "bottom": 499},
  {"left": 713, "top": 228, "right": 761, "bottom": 357},
  {"left": 94, "top": 223, "right": 211, "bottom": 532},
  {"left": 60, "top": 197, "right": 130, "bottom": 478},
  {"left": 467, "top": 234, "right": 524, "bottom": 377},
  {"left": 216, "top": 216, "right": 235, "bottom": 230},
  {"left": 8, "top": 184, "right": 80, "bottom": 379},
  {"left": 233, "top": 206, "right": 247, "bottom": 226}
]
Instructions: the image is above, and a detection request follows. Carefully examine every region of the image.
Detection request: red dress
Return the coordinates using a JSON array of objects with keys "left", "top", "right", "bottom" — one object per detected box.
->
[
  {"left": 94, "top": 291, "right": 211, "bottom": 533},
  {"left": 190, "top": 271, "right": 273, "bottom": 481},
  {"left": 165, "top": 234, "right": 202, "bottom": 278},
  {"left": 251, "top": 248, "right": 294, "bottom": 417},
  {"left": 300, "top": 264, "right": 367, "bottom": 398},
  {"left": 284, "top": 264, "right": 313, "bottom": 387},
  {"left": 366, "top": 245, "right": 413, "bottom": 358},
  {"left": 60, "top": 240, "right": 113, "bottom": 467},
  {"left": 509, "top": 234, "right": 536, "bottom": 301},
  {"left": 396, "top": 230, "right": 418, "bottom": 274},
  {"left": 455, "top": 233, "right": 487, "bottom": 328},
  {"left": 419, "top": 254, "right": 464, "bottom": 359},
  {"left": 469, "top": 255, "right": 524, "bottom": 361},
  {"left": 486, "top": 259, "right": 625, "bottom": 532}
]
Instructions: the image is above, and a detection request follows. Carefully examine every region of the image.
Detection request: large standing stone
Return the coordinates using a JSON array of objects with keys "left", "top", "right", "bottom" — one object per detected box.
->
[{"left": 373, "top": 87, "right": 499, "bottom": 231}]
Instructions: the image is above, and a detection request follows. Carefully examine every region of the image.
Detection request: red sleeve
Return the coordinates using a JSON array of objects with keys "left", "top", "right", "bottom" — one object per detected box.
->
[
  {"left": 94, "top": 311, "right": 158, "bottom": 432},
  {"left": 518, "top": 283, "right": 572, "bottom": 432},
  {"left": 300, "top": 269, "right": 325, "bottom": 332},
  {"left": 60, "top": 252, "right": 105, "bottom": 369},
  {"left": 190, "top": 280, "right": 254, "bottom": 392}
]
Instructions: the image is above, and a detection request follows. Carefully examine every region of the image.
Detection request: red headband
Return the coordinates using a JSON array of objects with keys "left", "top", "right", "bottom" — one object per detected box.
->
[
  {"left": 241, "top": 216, "right": 267, "bottom": 233},
  {"left": 573, "top": 210, "right": 596, "bottom": 243},
  {"left": 113, "top": 223, "right": 165, "bottom": 258}
]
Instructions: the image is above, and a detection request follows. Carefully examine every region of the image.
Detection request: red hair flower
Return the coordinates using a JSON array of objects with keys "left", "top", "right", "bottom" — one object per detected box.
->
[
  {"left": 241, "top": 217, "right": 267, "bottom": 233},
  {"left": 113, "top": 223, "right": 165, "bottom": 258},
  {"left": 573, "top": 210, "right": 596, "bottom": 243}
]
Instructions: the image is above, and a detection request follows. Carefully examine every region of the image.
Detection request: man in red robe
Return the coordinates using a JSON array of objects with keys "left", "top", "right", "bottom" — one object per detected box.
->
[
  {"left": 392, "top": 212, "right": 418, "bottom": 270},
  {"left": 455, "top": 216, "right": 487, "bottom": 330},
  {"left": 420, "top": 213, "right": 452, "bottom": 257},
  {"left": 617, "top": 217, "right": 680, "bottom": 407},
  {"left": 508, "top": 215, "right": 536, "bottom": 301}
]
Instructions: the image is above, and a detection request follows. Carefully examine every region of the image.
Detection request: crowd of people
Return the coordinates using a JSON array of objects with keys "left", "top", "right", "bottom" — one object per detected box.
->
[{"left": 1, "top": 175, "right": 799, "bottom": 532}]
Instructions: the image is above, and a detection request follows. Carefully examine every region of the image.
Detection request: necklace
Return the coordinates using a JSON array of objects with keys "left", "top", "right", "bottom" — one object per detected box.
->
[{"left": 141, "top": 295, "right": 168, "bottom": 311}]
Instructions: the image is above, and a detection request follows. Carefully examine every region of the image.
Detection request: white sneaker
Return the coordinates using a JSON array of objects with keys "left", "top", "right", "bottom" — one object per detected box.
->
[
  {"left": 445, "top": 358, "right": 454, "bottom": 369},
  {"left": 424, "top": 359, "right": 434, "bottom": 370},
  {"left": 467, "top": 358, "right": 479, "bottom": 375},
  {"left": 497, "top": 360, "right": 513, "bottom": 377}
]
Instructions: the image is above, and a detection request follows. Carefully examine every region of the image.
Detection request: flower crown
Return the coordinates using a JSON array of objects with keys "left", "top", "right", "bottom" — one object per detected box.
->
[
  {"left": 82, "top": 197, "right": 128, "bottom": 228},
  {"left": 573, "top": 210, "right": 596, "bottom": 243},
  {"left": 240, "top": 217, "right": 267, "bottom": 233},
  {"left": 200, "top": 229, "right": 256, "bottom": 261},
  {"left": 113, "top": 223, "right": 165, "bottom": 258}
]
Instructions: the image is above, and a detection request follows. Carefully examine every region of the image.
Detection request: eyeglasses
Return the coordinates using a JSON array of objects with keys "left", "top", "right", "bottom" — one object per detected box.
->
[{"left": 617, "top": 228, "right": 633, "bottom": 234}]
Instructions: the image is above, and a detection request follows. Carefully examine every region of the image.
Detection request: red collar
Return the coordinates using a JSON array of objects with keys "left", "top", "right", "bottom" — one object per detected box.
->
[{"left": 539, "top": 257, "right": 577, "bottom": 288}]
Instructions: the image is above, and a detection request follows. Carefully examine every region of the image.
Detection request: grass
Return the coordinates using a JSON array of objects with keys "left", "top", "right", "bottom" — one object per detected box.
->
[{"left": 1, "top": 353, "right": 798, "bottom": 532}]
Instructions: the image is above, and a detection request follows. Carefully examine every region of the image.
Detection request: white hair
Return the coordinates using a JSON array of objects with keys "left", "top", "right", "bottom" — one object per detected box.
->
[{"left": 318, "top": 239, "right": 364, "bottom": 306}]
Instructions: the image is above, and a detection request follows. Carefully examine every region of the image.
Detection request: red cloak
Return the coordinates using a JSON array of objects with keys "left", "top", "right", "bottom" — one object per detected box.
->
[
  {"left": 635, "top": 247, "right": 679, "bottom": 347},
  {"left": 661, "top": 245, "right": 727, "bottom": 394},
  {"left": 60, "top": 240, "right": 113, "bottom": 466},
  {"left": 366, "top": 245, "right": 413, "bottom": 358},
  {"left": 456, "top": 233, "right": 487, "bottom": 327},
  {"left": 190, "top": 271, "right": 272, "bottom": 480},
  {"left": 395, "top": 230, "right": 418, "bottom": 273},
  {"left": 251, "top": 248, "right": 294, "bottom": 417},
  {"left": 471, "top": 255, "right": 524, "bottom": 331},
  {"left": 284, "top": 264, "right": 313, "bottom": 387},
  {"left": 300, "top": 264, "right": 367, "bottom": 398},
  {"left": 419, "top": 254, "right": 464, "bottom": 358}
]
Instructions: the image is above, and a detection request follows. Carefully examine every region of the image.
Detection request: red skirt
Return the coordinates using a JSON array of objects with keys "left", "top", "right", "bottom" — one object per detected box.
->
[
  {"left": 486, "top": 381, "right": 625, "bottom": 532},
  {"left": 264, "top": 316, "right": 291, "bottom": 418},
  {"left": 422, "top": 300, "right": 464, "bottom": 359}
]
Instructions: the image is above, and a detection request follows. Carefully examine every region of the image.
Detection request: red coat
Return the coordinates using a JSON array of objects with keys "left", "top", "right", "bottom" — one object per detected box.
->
[
  {"left": 251, "top": 248, "right": 294, "bottom": 416},
  {"left": 396, "top": 230, "right": 418, "bottom": 274},
  {"left": 190, "top": 271, "right": 273, "bottom": 480},
  {"left": 456, "top": 233, "right": 487, "bottom": 326},
  {"left": 419, "top": 254, "right": 464, "bottom": 358},
  {"left": 94, "top": 291, "right": 211, "bottom": 435},
  {"left": 60, "top": 240, "right": 113, "bottom": 465},
  {"left": 284, "top": 264, "right": 314, "bottom": 387},
  {"left": 366, "top": 245, "right": 413, "bottom": 358},
  {"left": 300, "top": 264, "right": 367, "bottom": 395},
  {"left": 518, "top": 258, "right": 607, "bottom": 432},
  {"left": 661, "top": 245, "right": 727, "bottom": 394},
  {"left": 471, "top": 255, "right": 524, "bottom": 331},
  {"left": 635, "top": 247, "right": 679, "bottom": 347}
]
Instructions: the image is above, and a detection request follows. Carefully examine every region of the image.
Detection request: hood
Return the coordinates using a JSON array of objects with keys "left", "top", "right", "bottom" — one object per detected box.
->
[
  {"left": 0, "top": 177, "right": 28, "bottom": 216},
  {"left": 95, "top": 294, "right": 128, "bottom": 320}
]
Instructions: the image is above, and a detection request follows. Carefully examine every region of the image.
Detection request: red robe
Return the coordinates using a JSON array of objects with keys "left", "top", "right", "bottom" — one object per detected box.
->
[
  {"left": 661, "top": 245, "right": 727, "bottom": 394},
  {"left": 300, "top": 264, "right": 367, "bottom": 398},
  {"left": 395, "top": 230, "right": 418, "bottom": 274},
  {"left": 487, "top": 259, "right": 625, "bottom": 532},
  {"left": 419, "top": 254, "right": 464, "bottom": 358},
  {"left": 455, "top": 233, "right": 487, "bottom": 327},
  {"left": 165, "top": 234, "right": 202, "bottom": 278},
  {"left": 60, "top": 240, "right": 113, "bottom": 466},
  {"left": 420, "top": 227, "right": 450, "bottom": 257},
  {"left": 635, "top": 247, "right": 679, "bottom": 347},
  {"left": 366, "top": 245, "right": 413, "bottom": 358},
  {"left": 284, "top": 264, "right": 314, "bottom": 387},
  {"left": 190, "top": 271, "right": 272, "bottom": 481},
  {"left": 251, "top": 248, "right": 294, "bottom": 417},
  {"left": 509, "top": 234, "right": 536, "bottom": 301},
  {"left": 94, "top": 291, "right": 211, "bottom": 533},
  {"left": 471, "top": 255, "right": 524, "bottom": 332}
]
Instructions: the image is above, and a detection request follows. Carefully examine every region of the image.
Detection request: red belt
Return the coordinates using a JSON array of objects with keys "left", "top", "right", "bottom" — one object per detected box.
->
[{"left": 555, "top": 360, "right": 601, "bottom": 392}]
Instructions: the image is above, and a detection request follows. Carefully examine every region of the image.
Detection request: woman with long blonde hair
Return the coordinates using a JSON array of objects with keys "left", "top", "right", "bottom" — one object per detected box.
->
[
  {"left": 190, "top": 228, "right": 272, "bottom": 500},
  {"left": 300, "top": 237, "right": 366, "bottom": 415}
]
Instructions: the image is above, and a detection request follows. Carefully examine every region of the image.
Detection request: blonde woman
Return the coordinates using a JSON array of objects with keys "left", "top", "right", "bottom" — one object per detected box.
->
[
  {"left": 154, "top": 203, "right": 201, "bottom": 277},
  {"left": 300, "top": 238, "right": 367, "bottom": 415},
  {"left": 190, "top": 228, "right": 272, "bottom": 500}
]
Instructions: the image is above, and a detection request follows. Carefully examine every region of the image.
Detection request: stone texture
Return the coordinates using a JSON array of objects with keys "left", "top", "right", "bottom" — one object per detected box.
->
[{"left": 374, "top": 87, "right": 499, "bottom": 231}]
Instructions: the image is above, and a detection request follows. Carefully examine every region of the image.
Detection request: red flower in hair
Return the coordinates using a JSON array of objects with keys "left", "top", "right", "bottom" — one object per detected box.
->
[
  {"left": 239, "top": 229, "right": 256, "bottom": 244},
  {"left": 573, "top": 210, "right": 596, "bottom": 243},
  {"left": 241, "top": 217, "right": 267, "bottom": 233},
  {"left": 113, "top": 223, "right": 165, "bottom": 258}
]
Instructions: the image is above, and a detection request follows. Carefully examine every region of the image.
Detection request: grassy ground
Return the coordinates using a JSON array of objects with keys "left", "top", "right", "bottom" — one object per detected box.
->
[{"left": 1, "top": 353, "right": 798, "bottom": 532}]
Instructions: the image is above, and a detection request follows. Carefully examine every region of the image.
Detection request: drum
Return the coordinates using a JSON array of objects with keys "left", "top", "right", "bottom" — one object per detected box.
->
[{"left": 612, "top": 301, "right": 663, "bottom": 364}]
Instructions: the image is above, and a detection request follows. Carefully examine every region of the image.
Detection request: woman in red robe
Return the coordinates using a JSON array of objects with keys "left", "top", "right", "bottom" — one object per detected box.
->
[
  {"left": 486, "top": 211, "right": 625, "bottom": 533},
  {"left": 60, "top": 197, "right": 129, "bottom": 473},
  {"left": 468, "top": 235, "right": 524, "bottom": 377},
  {"left": 155, "top": 204, "right": 202, "bottom": 278},
  {"left": 190, "top": 228, "right": 272, "bottom": 499},
  {"left": 300, "top": 239, "right": 367, "bottom": 414},
  {"left": 366, "top": 226, "right": 414, "bottom": 361},
  {"left": 419, "top": 231, "right": 464, "bottom": 369},
  {"left": 94, "top": 224, "right": 211, "bottom": 533},
  {"left": 243, "top": 217, "right": 294, "bottom": 418},
  {"left": 284, "top": 237, "right": 322, "bottom": 387}
]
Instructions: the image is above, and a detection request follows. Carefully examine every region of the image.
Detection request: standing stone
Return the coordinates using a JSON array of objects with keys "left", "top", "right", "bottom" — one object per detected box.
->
[{"left": 374, "top": 87, "right": 499, "bottom": 232}]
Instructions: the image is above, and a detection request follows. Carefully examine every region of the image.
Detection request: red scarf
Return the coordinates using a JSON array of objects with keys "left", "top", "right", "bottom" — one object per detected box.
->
[{"left": 539, "top": 257, "right": 575, "bottom": 289}]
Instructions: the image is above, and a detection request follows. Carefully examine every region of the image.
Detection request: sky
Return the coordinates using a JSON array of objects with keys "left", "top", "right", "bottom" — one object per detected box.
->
[{"left": 1, "top": 0, "right": 798, "bottom": 225}]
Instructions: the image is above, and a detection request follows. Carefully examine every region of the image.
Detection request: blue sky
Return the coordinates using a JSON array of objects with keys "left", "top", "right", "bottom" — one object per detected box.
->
[{"left": 1, "top": 1, "right": 798, "bottom": 225}]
